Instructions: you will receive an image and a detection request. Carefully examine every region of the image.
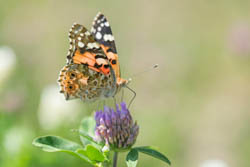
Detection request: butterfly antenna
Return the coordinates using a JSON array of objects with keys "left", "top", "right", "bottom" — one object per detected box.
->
[
  {"left": 129, "top": 64, "right": 159, "bottom": 79},
  {"left": 125, "top": 85, "right": 136, "bottom": 109}
]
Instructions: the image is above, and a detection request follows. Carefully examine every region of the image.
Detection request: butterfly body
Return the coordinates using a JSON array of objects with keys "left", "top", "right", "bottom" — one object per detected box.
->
[{"left": 58, "top": 13, "right": 128, "bottom": 101}]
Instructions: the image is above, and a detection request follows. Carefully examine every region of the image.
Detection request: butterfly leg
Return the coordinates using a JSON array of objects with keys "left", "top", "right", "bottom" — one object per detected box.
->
[
  {"left": 125, "top": 85, "right": 136, "bottom": 109},
  {"left": 97, "top": 100, "right": 102, "bottom": 110},
  {"left": 112, "top": 96, "right": 117, "bottom": 108},
  {"left": 102, "top": 100, "right": 106, "bottom": 107},
  {"left": 121, "top": 89, "right": 124, "bottom": 102}
]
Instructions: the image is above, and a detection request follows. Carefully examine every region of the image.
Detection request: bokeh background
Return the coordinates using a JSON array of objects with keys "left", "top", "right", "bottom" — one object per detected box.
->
[{"left": 1, "top": 0, "right": 250, "bottom": 167}]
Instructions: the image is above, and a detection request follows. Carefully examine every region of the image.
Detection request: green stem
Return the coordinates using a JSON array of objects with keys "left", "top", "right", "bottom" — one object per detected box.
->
[{"left": 113, "top": 152, "right": 118, "bottom": 167}]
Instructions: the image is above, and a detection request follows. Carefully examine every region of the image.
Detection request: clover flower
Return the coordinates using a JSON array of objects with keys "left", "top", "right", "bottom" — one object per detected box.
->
[{"left": 94, "top": 102, "right": 139, "bottom": 151}]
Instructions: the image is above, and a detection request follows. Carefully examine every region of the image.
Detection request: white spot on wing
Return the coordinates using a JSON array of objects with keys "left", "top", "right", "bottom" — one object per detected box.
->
[
  {"left": 87, "top": 42, "right": 99, "bottom": 49},
  {"left": 103, "top": 34, "right": 108, "bottom": 41},
  {"left": 80, "top": 33, "right": 84, "bottom": 37},
  {"left": 91, "top": 27, "right": 96, "bottom": 33},
  {"left": 101, "top": 23, "right": 104, "bottom": 27},
  {"left": 96, "top": 32, "right": 102, "bottom": 39},
  {"left": 87, "top": 43, "right": 93, "bottom": 49},
  {"left": 110, "top": 35, "right": 113, "bottom": 41},
  {"left": 78, "top": 37, "right": 81, "bottom": 41},
  {"left": 103, "top": 34, "right": 114, "bottom": 41},
  {"left": 78, "top": 41, "right": 85, "bottom": 48},
  {"left": 104, "top": 22, "right": 109, "bottom": 27},
  {"left": 97, "top": 27, "right": 101, "bottom": 31},
  {"left": 85, "top": 31, "right": 91, "bottom": 36},
  {"left": 93, "top": 43, "right": 99, "bottom": 48}
]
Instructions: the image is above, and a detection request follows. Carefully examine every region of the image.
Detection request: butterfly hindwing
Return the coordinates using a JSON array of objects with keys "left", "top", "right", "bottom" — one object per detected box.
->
[{"left": 58, "top": 63, "right": 116, "bottom": 101}]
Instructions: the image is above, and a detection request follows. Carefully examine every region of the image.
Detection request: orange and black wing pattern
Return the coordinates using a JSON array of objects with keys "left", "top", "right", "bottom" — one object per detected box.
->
[
  {"left": 91, "top": 13, "right": 121, "bottom": 79},
  {"left": 58, "top": 23, "right": 117, "bottom": 101},
  {"left": 58, "top": 13, "right": 128, "bottom": 102},
  {"left": 67, "top": 23, "right": 112, "bottom": 75}
]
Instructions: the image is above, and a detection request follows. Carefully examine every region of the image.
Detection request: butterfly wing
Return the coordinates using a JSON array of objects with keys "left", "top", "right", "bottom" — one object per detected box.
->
[
  {"left": 58, "top": 63, "right": 88, "bottom": 100},
  {"left": 91, "top": 13, "right": 117, "bottom": 53},
  {"left": 58, "top": 23, "right": 117, "bottom": 101},
  {"left": 58, "top": 63, "right": 116, "bottom": 101},
  {"left": 67, "top": 23, "right": 112, "bottom": 75},
  {"left": 91, "top": 13, "right": 122, "bottom": 80}
]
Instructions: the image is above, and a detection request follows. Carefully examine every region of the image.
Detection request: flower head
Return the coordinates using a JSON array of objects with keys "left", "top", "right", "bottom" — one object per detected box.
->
[{"left": 94, "top": 102, "right": 139, "bottom": 151}]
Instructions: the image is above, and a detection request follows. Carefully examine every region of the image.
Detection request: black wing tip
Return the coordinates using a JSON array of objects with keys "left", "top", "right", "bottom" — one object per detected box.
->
[
  {"left": 94, "top": 12, "right": 106, "bottom": 22},
  {"left": 96, "top": 11, "right": 104, "bottom": 17}
]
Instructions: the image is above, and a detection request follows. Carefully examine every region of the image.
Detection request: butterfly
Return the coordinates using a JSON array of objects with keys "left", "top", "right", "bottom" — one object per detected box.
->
[{"left": 58, "top": 12, "right": 128, "bottom": 101}]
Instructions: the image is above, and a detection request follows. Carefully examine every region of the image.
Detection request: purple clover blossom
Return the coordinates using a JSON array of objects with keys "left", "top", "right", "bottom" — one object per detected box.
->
[{"left": 94, "top": 102, "right": 139, "bottom": 151}]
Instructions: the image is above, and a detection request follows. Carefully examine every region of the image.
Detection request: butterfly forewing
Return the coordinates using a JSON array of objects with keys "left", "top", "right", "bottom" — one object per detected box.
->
[
  {"left": 67, "top": 23, "right": 113, "bottom": 75},
  {"left": 91, "top": 13, "right": 117, "bottom": 53},
  {"left": 91, "top": 13, "right": 124, "bottom": 81}
]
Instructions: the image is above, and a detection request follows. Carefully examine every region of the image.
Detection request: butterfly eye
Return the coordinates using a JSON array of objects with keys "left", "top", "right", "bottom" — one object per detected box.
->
[{"left": 71, "top": 73, "right": 76, "bottom": 77}]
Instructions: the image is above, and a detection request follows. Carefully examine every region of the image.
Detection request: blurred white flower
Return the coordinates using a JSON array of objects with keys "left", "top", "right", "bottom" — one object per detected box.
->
[
  {"left": 0, "top": 46, "right": 16, "bottom": 84},
  {"left": 3, "top": 127, "right": 30, "bottom": 155},
  {"left": 200, "top": 159, "right": 228, "bottom": 167},
  {"left": 38, "top": 85, "right": 80, "bottom": 130}
]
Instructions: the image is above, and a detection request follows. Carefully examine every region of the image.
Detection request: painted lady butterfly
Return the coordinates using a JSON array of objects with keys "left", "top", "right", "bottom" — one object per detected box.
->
[{"left": 58, "top": 12, "right": 128, "bottom": 101}]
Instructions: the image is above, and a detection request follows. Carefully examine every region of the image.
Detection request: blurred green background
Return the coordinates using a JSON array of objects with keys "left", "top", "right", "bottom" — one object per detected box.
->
[{"left": 1, "top": 0, "right": 250, "bottom": 167}]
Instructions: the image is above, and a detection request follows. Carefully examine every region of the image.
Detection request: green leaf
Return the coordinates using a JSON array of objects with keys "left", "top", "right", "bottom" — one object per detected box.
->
[
  {"left": 77, "top": 145, "right": 106, "bottom": 162},
  {"left": 80, "top": 117, "right": 96, "bottom": 137},
  {"left": 32, "top": 136, "right": 92, "bottom": 164},
  {"left": 126, "top": 149, "right": 138, "bottom": 167},
  {"left": 32, "top": 135, "right": 82, "bottom": 152},
  {"left": 79, "top": 132, "right": 98, "bottom": 144},
  {"left": 134, "top": 146, "right": 171, "bottom": 165},
  {"left": 79, "top": 117, "right": 98, "bottom": 146}
]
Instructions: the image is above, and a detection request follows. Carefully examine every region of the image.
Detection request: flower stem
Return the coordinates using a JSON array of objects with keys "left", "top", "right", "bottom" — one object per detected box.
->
[{"left": 113, "top": 152, "right": 118, "bottom": 167}]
